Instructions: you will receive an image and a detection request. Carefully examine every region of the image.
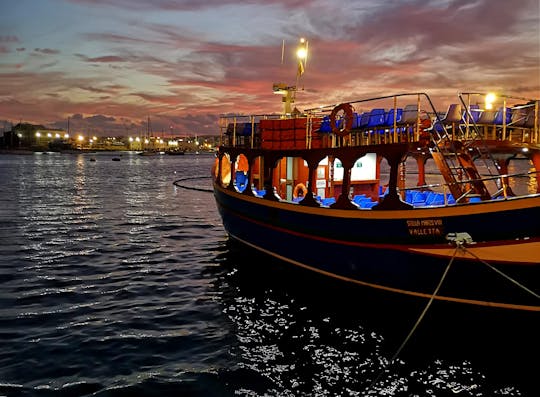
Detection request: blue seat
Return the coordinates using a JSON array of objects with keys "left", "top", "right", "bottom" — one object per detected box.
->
[
  {"left": 352, "top": 194, "right": 367, "bottom": 204},
  {"left": 235, "top": 171, "right": 248, "bottom": 192},
  {"left": 354, "top": 196, "right": 372, "bottom": 207},
  {"left": 428, "top": 193, "right": 444, "bottom": 206},
  {"left": 319, "top": 116, "right": 332, "bottom": 133},
  {"left": 466, "top": 104, "right": 481, "bottom": 123},
  {"left": 477, "top": 109, "right": 497, "bottom": 125},
  {"left": 384, "top": 108, "right": 403, "bottom": 126},
  {"left": 424, "top": 191, "right": 436, "bottom": 205},
  {"left": 358, "top": 112, "right": 370, "bottom": 128},
  {"left": 412, "top": 191, "right": 427, "bottom": 206},
  {"left": 405, "top": 191, "right": 414, "bottom": 203},
  {"left": 493, "top": 107, "right": 512, "bottom": 125},
  {"left": 322, "top": 197, "right": 336, "bottom": 206},
  {"left": 351, "top": 112, "right": 361, "bottom": 129},
  {"left": 367, "top": 108, "right": 386, "bottom": 128},
  {"left": 361, "top": 201, "right": 378, "bottom": 208},
  {"left": 442, "top": 104, "right": 462, "bottom": 125},
  {"left": 430, "top": 121, "right": 446, "bottom": 133},
  {"left": 239, "top": 122, "right": 259, "bottom": 136}
]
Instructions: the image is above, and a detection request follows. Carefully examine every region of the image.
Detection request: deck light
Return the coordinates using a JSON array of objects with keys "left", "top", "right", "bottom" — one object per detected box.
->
[{"left": 485, "top": 93, "right": 496, "bottom": 110}]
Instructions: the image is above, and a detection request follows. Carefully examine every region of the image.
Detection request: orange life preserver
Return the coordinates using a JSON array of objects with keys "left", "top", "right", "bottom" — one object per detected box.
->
[
  {"left": 330, "top": 103, "right": 354, "bottom": 137},
  {"left": 293, "top": 183, "right": 307, "bottom": 199}
]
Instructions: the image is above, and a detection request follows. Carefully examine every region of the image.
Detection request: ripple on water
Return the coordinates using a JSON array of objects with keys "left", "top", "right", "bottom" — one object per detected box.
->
[{"left": 0, "top": 154, "right": 535, "bottom": 396}]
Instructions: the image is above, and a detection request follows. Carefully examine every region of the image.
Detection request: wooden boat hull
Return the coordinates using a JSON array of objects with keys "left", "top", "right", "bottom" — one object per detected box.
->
[{"left": 214, "top": 183, "right": 540, "bottom": 311}]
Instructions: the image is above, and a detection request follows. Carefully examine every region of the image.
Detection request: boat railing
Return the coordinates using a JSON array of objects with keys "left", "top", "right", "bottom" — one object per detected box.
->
[
  {"left": 399, "top": 169, "right": 539, "bottom": 207},
  {"left": 219, "top": 92, "right": 539, "bottom": 151},
  {"left": 220, "top": 92, "right": 443, "bottom": 149}
]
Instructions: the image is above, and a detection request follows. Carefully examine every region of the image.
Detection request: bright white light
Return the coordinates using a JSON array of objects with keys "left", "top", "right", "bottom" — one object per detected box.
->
[{"left": 485, "top": 93, "right": 496, "bottom": 110}]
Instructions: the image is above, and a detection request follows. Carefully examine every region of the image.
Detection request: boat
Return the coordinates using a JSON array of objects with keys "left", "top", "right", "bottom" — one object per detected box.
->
[
  {"left": 165, "top": 148, "right": 185, "bottom": 155},
  {"left": 211, "top": 38, "right": 540, "bottom": 312},
  {"left": 137, "top": 116, "right": 161, "bottom": 156}
]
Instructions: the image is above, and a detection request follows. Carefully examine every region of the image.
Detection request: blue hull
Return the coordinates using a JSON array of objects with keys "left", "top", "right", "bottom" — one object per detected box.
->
[{"left": 214, "top": 184, "right": 540, "bottom": 311}]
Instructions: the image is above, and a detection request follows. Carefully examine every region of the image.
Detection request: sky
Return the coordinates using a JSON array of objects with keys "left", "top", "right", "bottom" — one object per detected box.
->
[{"left": 0, "top": 0, "right": 539, "bottom": 137}]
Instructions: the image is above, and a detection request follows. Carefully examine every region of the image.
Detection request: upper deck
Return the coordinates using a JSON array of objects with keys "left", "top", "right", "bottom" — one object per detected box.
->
[{"left": 218, "top": 92, "right": 539, "bottom": 154}]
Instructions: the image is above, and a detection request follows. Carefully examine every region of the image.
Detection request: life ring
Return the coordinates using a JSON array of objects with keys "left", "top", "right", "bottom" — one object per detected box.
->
[
  {"left": 330, "top": 103, "right": 354, "bottom": 137},
  {"left": 293, "top": 183, "right": 308, "bottom": 199}
]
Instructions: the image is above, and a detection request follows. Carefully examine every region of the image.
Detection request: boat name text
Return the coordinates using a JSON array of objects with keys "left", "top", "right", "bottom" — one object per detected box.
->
[{"left": 406, "top": 219, "right": 443, "bottom": 236}]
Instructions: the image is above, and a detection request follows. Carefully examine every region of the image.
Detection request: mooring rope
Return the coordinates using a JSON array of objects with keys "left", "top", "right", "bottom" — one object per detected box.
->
[
  {"left": 173, "top": 175, "right": 214, "bottom": 193},
  {"left": 366, "top": 245, "right": 460, "bottom": 392},
  {"left": 460, "top": 246, "right": 539, "bottom": 299}
]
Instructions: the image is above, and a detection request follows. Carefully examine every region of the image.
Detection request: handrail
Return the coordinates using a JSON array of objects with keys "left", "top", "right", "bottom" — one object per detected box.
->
[{"left": 401, "top": 170, "right": 539, "bottom": 198}]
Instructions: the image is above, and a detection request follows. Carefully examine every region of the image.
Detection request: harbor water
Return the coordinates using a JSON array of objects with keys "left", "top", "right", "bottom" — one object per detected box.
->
[{"left": 0, "top": 152, "right": 536, "bottom": 396}]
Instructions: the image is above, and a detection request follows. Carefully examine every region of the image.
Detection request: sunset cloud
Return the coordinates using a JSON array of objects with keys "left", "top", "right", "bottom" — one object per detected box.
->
[{"left": 0, "top": 0, "right": 538, "bottom": 137}]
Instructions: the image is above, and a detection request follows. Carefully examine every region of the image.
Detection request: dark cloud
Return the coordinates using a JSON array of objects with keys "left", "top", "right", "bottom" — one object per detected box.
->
[
  {"left": 34, "top": 48, "right": 60, "bottom": 55},
  {"left": 80, "top": 55, "right": 126, "bottom": 63}
]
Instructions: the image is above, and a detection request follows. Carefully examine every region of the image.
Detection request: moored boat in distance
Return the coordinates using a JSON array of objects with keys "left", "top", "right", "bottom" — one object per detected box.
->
[{"left": 211, "top": 39, "right": 540, "bottom": 312}]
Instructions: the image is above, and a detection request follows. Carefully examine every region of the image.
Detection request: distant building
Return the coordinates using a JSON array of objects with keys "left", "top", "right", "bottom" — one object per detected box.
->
[{"left": 0, "top": 123, "right": 72, "bottom": 150}]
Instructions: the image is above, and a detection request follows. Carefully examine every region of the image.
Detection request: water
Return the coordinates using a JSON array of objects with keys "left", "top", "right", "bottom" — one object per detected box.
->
[{"left": 0, "top": 152, "right": 536, "bottom": 396}]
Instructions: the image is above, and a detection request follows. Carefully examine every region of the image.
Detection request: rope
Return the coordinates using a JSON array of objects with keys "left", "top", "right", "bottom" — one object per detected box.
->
[
  {"left": 390, "top": 247, "right": 458, "bottom": 362},
  {"left": 366, "top": 245, "right": 460, "bottom": 392},
  {"left": 173, "top": 175, "right": 214, "bottom": 193},
  {"left": 460, "top": 246, "right": 539, "bottom": 300}
]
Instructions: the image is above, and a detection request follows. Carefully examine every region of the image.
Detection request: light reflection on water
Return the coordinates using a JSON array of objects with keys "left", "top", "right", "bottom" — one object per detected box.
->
[{"left": 0, "top": 152, "right": 536, "bottom": 396}]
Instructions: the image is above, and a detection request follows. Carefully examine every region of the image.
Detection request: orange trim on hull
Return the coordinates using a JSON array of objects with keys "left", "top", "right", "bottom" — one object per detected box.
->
[
  {"left": 230, "top": 233, "right": 540, "bottom": 312},
  {"left": 409, "top": 241, "right": 540, "bottom": 264}
]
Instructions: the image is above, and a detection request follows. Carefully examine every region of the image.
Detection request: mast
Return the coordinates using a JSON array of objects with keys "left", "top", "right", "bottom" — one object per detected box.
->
[{"left": 273, "top": 38, "right": 308, "bottom": 116}]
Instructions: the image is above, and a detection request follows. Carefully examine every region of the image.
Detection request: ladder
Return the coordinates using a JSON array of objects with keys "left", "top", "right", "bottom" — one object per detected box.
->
[{"left": 429, "top": 100, "right": 499, "bottom": 203}]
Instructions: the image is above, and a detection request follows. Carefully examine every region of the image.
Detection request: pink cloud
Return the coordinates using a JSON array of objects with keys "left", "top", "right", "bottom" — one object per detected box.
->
[{"left": 0, "top": 0, "right": 538, "bottom": 137}]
